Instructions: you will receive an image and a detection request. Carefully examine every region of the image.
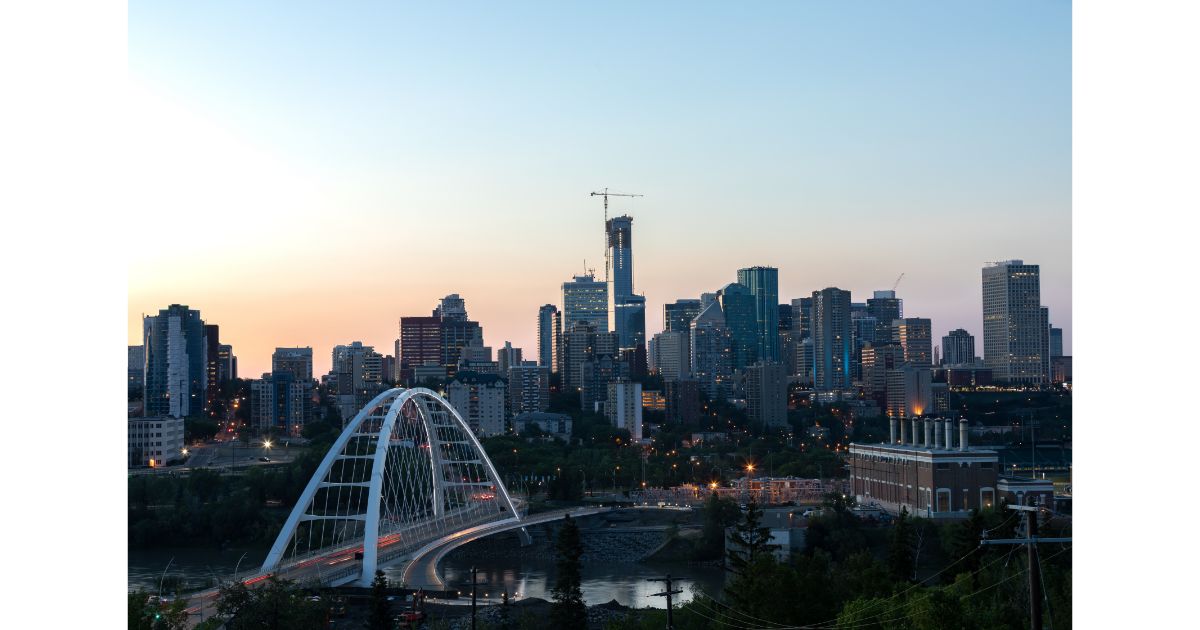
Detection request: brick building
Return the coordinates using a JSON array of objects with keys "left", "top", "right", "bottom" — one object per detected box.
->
[{"left": 849, "top": 417, "right": 1001, "bottom": 518}]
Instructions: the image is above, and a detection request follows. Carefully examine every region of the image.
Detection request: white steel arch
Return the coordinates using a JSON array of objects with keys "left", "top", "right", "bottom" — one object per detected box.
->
[{"left": 260, "top": 387, "right": 523, "bottom": 586}]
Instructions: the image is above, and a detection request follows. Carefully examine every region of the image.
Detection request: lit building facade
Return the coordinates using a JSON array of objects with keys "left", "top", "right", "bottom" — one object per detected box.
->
[
  {"left": 982, "top": 260, "right": 1050, "bottom": 384},
  {"left": 143, "top": 304, "right": 208, "bottom": 418},
  {"left": 736, "top": 266, "right": 780, "bottom": 362}
]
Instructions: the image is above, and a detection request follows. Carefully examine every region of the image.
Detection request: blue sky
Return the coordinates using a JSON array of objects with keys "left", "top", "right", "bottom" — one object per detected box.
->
[{"left": 129, "top": 1, "right": 1072, "bottom": 375}]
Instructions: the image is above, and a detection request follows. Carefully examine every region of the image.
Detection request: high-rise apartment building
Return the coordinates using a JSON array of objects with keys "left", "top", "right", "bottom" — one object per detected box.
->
[
  {"left": 746, "top": 361, "right": 788, "bottom": 430},
  {"left": 791, "top": 297, "right": 814, "bottom": 340},
  {"left": 607, "top": 379, "right": 643, "bottom": 442},
  {"left": 1049, "top": 326, "right": 1063, "bottom": 358},
  {"left": 497, "top": 342, "right": 522, "bottom": 373},
  {"left": 251, "top": 371, "right": 312, "bottom": 437},
  {"left": 562, "top": 273, "right": 608, "bottom": 332},
  {"left": 143, "top": 304, "right": 208, "bottom": 418},
  {"left": 893, "top": 318, "right": 934, "bottom": 367},
  {"left": 446, "top": 371, "right": 507, "bottom": 437},
  {"left": 651, "top": 330, "right": 690, "bottom": 381},
  {"left": 508, "top": 363, "right": 550, "bottom": 416},
  {"left": 867, "top": 290, "right": 903, "bottom": 343},
  {"left": 982, "top": 261, "right": 1050, "bottom": 384},
  {"left": 665, "top": 379, "right": 702, "bottom": 426},
  {"left": 581, "top": 355, "right": 630, "bottom": 413},
  {"left": 537, "top": 304, "right": 558, "bottom": 368},
  {"left": 812, "top": 288, "right": 853, "bottom": 392},
  {"left": 736, "top": 266, "right": 780, "bottom": 362},
  {"left": 272, "top": 347, "right": 314, "bottom": 382},
  {"left": 941, "top": 329, "right": 976, "bottom": 366},
  {"left": 862, "top": 342, "right": 907, "bottom": 398}
]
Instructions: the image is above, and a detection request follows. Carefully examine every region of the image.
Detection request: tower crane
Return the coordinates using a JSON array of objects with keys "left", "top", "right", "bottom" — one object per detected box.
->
[
  {"left": 590, "top": 188, "right": 643, "bottom": 223},
  {"left": 892, "top": 272, "right": 905, "bottom": 292}
]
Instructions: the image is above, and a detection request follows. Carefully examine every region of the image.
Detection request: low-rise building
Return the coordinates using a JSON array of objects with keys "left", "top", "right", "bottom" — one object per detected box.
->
[
  {"left": 513, "top": 411, "right": 572, "bottom": 441},
  {"left": 128, "top": 416, "right": 185, "bottom": 467},
  {"left": 849, "top": 418, "right": 1000, "bottom": 518},
  {"left": 642, "top": 390, "right": 666, "bottom": 412}
]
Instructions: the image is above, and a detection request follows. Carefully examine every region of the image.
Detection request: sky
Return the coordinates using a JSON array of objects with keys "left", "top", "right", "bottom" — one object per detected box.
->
[{"left": 127, "top": 1, "right": 1072, "bottom": 377}]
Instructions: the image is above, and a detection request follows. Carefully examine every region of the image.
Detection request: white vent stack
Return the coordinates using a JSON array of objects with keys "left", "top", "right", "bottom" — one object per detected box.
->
[
  {"left": 900, "top": 417, "right": 908, "bottom": 444},
  {"left": 911, "top": 418, "right": 919, "bottom": 445},
  {"left": 945, "top": 418, "right": 954, "bottom": 450},
  {"left": 959, "top": 418, "right": 969, "bottom": 452},
  {"left": 890, "top": 417, "right": 897, "bottom": 444},
  {"left": 924, "top": 419, "right": 933, "bottom": 447},
  {"left": 933, "top": 419, "right": 942, "bottom": 449}
]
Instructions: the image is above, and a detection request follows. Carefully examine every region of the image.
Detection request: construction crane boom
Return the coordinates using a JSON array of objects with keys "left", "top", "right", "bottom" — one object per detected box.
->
[
  {"left": 892, "top": 272, "right": 905, "bottom": 291},
  {"left": 590, "top": 188, "right": 643, "bottom": 223}
]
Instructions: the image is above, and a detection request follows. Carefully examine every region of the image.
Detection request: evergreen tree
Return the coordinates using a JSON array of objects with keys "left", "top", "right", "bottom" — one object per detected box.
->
[
  {"left": 887, "top": 507, "right": 916, "bottom": 582},
  {"left": 726, "top": 500, "right": 777, "bottom": 575},
  {"left": 550, "top": 514, "right": 587, "bottom": 629},
  {"left": 366, "top": 570, "right": 391, "bottom": 630}
]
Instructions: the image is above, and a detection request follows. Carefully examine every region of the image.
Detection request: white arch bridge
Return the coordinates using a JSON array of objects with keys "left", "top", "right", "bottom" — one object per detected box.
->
[{"left": 258, "top": 387, "right": 529, "bottom": 587}]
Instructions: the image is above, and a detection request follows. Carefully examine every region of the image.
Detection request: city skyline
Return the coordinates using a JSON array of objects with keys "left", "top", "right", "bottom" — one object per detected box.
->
[{"left": 127, "top": 2, "right": 1071, "bottom": 377}]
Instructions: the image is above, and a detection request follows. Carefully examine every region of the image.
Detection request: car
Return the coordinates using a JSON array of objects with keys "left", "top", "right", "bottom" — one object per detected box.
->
[{"left": 258, "top": 457, "right": 270, "bottom": 462}]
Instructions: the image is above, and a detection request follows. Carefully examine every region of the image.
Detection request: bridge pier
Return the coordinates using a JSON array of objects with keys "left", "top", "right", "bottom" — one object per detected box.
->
[{"left": 517, "top": 526, "right": 532, "bottom": 546}]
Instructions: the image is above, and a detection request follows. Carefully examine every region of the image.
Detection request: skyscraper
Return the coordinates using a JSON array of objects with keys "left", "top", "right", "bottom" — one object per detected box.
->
[
  {"left": 651, "top": 330, "right": 690, "bottom": 381},
  {"left": 942, "top": 329, "right": 976, "bottom": 366},
  {"left": 399, "top": 315, "right": 442, "bottom": 382},
  {"left": 736, "top": 266, "right": 780, "bottom": 362},
  {"left": 982, "top": 260, "right": 1050, "bottom": 384},
  {"left": 537, "top": 304, "right": 558, "bottom": 368},
  {"left": 204, "top": 324, "right": 222, "bottom": 414},
  {"left": 606, "top": 215, "right": 635, "bottom": 305},
  {"left": 690, "top": 300, "right": 733, "bottom": 398},
  {"left": 664, "top": 299, "right": 703, "bottom": 334},
  {"left": 272, "top": 347, "right": 314, "bottom": 382},
  {"left": 812, "top": 288, "right": 852, "bottom": 392},
  {"left": 143, "top": 304, "right": 208, "bottom": 418},
  {"left": 892, "top": 318, "right": 934, "bottom": 367},
  {"left": 1049, "top": 326, "right": 1063, "bottom": 358},
  {"left": 718, "top": 282, "right": 758, "bottom": 371},
  {"left": 791, "top": 297, "right": 813, "bottom": 338},
  {"left": 867, "top": 290, "right": 903, "bottom": 343},
  {"left": 562, "top": 273, "right": 608, "bottom": 332}
]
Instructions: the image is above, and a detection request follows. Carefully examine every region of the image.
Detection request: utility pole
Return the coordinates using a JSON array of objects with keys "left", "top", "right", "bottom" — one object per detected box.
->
[
  {"left": 648, "top": 574, "right": 683, "bottom": 630},
  {"left": 980, "top": 499, "right": 1071, "bottom": 630},
  {"left": 470, "top": 566, "right": 478, "bottom": 630}
]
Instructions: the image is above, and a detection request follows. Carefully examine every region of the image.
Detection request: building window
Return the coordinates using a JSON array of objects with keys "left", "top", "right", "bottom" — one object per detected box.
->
[
  {"left": 936, "top": 489, "right": 951, "bottom": 512},
  {"left": 980, "top": 488, "right": 995, "bottom": 509}
]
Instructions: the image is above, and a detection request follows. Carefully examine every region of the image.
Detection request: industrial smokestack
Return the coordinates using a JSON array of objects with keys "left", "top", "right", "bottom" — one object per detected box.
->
[
  {"left": 911, "top": 418, "right": 919, "bottom": 445},
  {"left": 924, "top": 419, "right": 932, "bottom": 447},
  {"left": 945, "top": 418, "right": 954, "bottom": 450},
  {"left": 959, "top": 418, "right": 968, "bottom": 452},
  {"left": 933, "top": 419, "right": 942, "bottom": 449},
  {"left": 900, "top": 417, "right": 908, "bottom": 445},
  {"left": 889, "top": 417, "right": 897, "bottom": 444}
]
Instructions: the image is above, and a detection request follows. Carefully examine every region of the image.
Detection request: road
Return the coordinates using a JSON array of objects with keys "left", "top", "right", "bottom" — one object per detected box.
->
[{"left": 401, "top": 506, "right": 612, "bottom": 589}]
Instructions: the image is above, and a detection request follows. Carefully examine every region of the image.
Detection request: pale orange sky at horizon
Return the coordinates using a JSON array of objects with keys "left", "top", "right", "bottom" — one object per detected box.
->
[{"left": 128, "top": 3, "right": 1071, "bottom": 377}]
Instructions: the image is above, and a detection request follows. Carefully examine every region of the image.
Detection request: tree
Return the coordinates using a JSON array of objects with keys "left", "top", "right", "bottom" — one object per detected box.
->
[
  {"left": 888, "top": 507, "right": 916, "bottom": 582},
  {"left": 550, "top": 514, "right": 587, "bottom": 629},
  {"left": 216, "top": 576, "right": 325, "bottom": 629},
  {"left": 128, "top": 590, "right": 188, "bottom": 630},
  {"left": 725, "top": 500, "right": 777, "bottom": 576},
  {"left": 366, "top": 570, "right": 391, "bottom": 630},
  {"left": 696, "top": 491, "right": 741, "bottom": 560}
]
